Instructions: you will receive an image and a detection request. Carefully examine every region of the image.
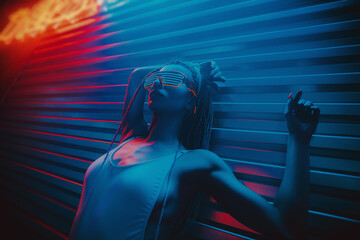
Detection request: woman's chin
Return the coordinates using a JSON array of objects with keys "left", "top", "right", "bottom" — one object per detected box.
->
[
  {"left": 148, "top": 101, "right": 164, "bottom": 111},
  {"left": 149, "top": 105, "right": 178, "bottom": 114}
]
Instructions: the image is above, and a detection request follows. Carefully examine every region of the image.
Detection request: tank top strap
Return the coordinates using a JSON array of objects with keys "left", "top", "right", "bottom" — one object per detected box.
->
[
  {"left": 105, "top": 138, "right": 189, "bottom": 168},
  {"left": 102, "top": 136, "right": 140, "bottom": 166},
  {"left": 178, "top": 149, "right": 190, "bottom": 157},
  {"left": 114, "top": 136, "right": 141, "bottom": 153}
]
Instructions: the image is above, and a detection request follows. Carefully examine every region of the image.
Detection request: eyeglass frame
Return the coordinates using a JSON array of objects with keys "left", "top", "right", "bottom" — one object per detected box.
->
[{"left": 143, "top": 70, "right": 197, "bottom": 97}]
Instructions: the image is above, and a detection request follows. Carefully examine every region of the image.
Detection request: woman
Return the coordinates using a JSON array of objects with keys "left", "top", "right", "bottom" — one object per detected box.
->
[{"left": 69, "top": 60, "right": 320, "bottom": 240}]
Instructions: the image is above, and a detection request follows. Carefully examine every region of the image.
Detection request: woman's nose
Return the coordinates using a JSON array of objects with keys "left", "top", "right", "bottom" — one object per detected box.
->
[{"left": 153, "top": 77, "right": 163, "bottom": 89}]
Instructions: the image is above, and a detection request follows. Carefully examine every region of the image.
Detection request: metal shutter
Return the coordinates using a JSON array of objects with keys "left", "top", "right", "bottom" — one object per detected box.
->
[{"left": 0, "top": 0, "right": 359, "bottom": 239}]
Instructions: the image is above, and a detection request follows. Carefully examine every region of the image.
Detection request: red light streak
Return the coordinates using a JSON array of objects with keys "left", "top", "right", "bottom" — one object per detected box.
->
[
  {"left": 2, "top": 198, "right": 69, "bottom": 240},
  {"left": 21, "top": 68, "right": 131, "bottom": 82},
  {"left": 1, "top": 157, "right": 83, "bottom": 187},
  {"left": 0, "top": 0, "right": 105, "bottom": 45},
  {"left": 26, "top": 53, "right": 129, "bottom": 72},
  {"left": 34, "top": 31, "right": 118, "bottom": 54},
  {"left": 31, "top": 217, "right": 69, "bottom": 240},
  {"left": 234, "top": 165, "right": 274, "bottom": 178},
  {"left": 0, "top": 139, "right": 92, "bottom": 163},
  {"left": 225, "top": 145, "right": 276, "bottom": 153},
  {"left": 1, "top": 126, "right": 111, "bottom": 144},
  {"left": 235, "top": 118, "right": 272, "bottom": 122},
  {"left": 10, "top": 101, "right": 123, "bottom": 104},
  {"left": 242, "top": 181, "right": 277, "bottom": 198},
  {"left": 5, "top": 113, "right": 122, "bottom": 123},
  {"left": 13, "top": 84, "right": 126, "bottom": 93},
  {"left": 34, "top": 190, "right": 76, "bottom": 212},
  {"left": 209, "top": 211, "right": 262, "bottom": 235},
  {"left": 37, "top": 22, "right": 115, "bottom": 47},
  {"left": 33, "top": 190, "right": 76, "bottom": 212},
  {"left": 4, "top": 175, "right": 76, "bottom": 212},
  {"left": 29, "top": 42, "right": 124, "bottom": 64}
]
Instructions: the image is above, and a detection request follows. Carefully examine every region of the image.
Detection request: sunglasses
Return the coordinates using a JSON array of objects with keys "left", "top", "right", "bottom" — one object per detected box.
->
[{"left": 144, "top": 70, "right": 197, "bottom": 97}]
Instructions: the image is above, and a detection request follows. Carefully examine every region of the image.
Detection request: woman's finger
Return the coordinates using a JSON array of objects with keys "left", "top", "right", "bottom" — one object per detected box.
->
[
  {"left": 210, "top": 66, "right": 220, "bottom": 75},
  {"left": 295, "top": 99, "right": 306, "bottom": 120},
  {"left": 210, "top": 61, "right": 217, "bottom": 68},
  {"left": 213, "top": 71, "right": 222, "bottom": 78},
  {"left": 286, "top": 92, "right": 296, "bottom": 114},
  {"left": 304, "top": 101, "right": 312, "bottom": 112},
  {"left": 304, "top": 101, "right": 313, "bottom": 107},
  {"left": 294, "top": 90, "right": 302, "bottom": 103},
  {"left": 311, "top": 105, "right": 320, "bottom": 123},
  {"left": 303, "top": 101, "right": 313, "bottom": 122},
  {"left": 215, "top": 75, "right": 226, "bottom": 82},
  {"left": 200, "top": 61, "right": 212, "bottom": 70}
]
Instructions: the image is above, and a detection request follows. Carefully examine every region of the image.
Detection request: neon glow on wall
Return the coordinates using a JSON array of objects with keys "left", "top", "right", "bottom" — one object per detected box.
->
[{"left": 0, "top": 0, "right": 111, "bottom": 44}]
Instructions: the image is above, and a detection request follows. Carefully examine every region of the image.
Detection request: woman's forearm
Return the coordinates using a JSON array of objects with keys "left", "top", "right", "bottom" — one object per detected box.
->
[
  {"left": 122, "top": 67, "right": 156, "bottom": 123},
  {"left": 274, "top": 134, "right": 310, "bottom": 239},
  {"left": 122, "top": 69, "right": 146, "bottom": 120}
]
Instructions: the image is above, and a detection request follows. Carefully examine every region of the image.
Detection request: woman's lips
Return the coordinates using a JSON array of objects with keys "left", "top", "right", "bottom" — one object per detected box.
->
[{"left": 150, "top": 91, "right": 163, "bottom": 98}]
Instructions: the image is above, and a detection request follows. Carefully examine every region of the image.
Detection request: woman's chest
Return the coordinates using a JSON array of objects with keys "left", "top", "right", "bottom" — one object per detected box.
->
[{"left": 143, "top": 156, "right": 203, "bottom": 239}]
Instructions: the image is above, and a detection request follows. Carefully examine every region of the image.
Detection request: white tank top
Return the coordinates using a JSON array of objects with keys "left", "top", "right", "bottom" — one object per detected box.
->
[{"left": 69, "top": 136, "right": 189, "bottom": 240}]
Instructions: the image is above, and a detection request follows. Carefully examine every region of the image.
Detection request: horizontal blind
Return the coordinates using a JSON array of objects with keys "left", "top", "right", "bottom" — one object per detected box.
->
[{"left": 0, "top": 0, "right": 359, "bottom": 239}]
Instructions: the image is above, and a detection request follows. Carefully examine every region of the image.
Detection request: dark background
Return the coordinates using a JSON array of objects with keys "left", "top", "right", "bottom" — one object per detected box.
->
[{"left": 0, "top": 2, "right": 40, "bottom": 239}]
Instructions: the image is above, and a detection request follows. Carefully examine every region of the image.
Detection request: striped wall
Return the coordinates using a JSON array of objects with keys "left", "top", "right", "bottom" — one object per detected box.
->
[{"left": 0, "top": 0, "right": 359, "bottom": 239}]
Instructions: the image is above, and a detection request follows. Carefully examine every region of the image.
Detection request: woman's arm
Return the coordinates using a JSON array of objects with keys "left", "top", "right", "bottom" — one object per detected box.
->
[
  {"left": 119, "top": 67, "right": 156, "bottom": 143},
  {"left": 274, "top": 90, "right": 320, "bottom": 239},
  {"left": 200, "top": 90, "right": 320, "bottom": 239}
]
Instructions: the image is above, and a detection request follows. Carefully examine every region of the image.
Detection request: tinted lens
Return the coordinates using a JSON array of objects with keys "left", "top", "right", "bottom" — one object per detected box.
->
[
  {"left": 144, "top": 72, "right": 185, "bottom": 88},
  {"left": 144, "top": 74, "right": 158, "bottom": 88},
  {"left": 160, "top": 72, "right": 184, "bottom": 86}
]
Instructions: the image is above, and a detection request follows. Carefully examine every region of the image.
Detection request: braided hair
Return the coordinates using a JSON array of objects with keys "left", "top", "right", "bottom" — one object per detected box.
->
[{"left": 98, "top": 60, "right": 218, "bottom": 240}]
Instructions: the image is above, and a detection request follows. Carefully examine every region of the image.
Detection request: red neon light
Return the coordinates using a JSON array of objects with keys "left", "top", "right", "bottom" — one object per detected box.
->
[
  {"left": 243, "top": 181, "right": 277, "bottom": 198},
  {"left": 209, "top": 210, "right": 262, "bottom": 235},
  {"left": 0, "top": 140, "right": 92, "bottom": 163},
  {"left": 35, "top": 31, "right": 117, "bottom": 54},
  {"left": 11, "top": 101, "right": 123, "bottom": 104},
  {"left": 31, "top": 217, "right": 69, "bottom": 240},
  {"left": 29, "top": 42, "right": 124, "bottom": 64},
  {"left": 5, "top": 175, "right": 76, "bottom": 212},
  {"left": 0, "top": 0, "right": 104, "bottom": 45},
  {"left": 33, "top": 190, "right": 76, "bottom": 212},
  {"left": 235, "top": 118, "right": 272, "bottom": 122},
  {"left": 225, "top": 145, "right": 277, "bottom": 153},
  {"left": 234, "top": 165, "right": 275, "bottom": 178},
  {"left": 22, "top": 68, "right": 131, "bottom": 82},
  {"left": 1, "top": 157, "right": 83, "bottom": 187},
  {"left": 13, "top": 84, "right": 125, "bottom": 93},
  {"left": 2, "top": 126, "right": 111, "bottom": 144},
  {"left": 37, "top": 22, "right": 115, "bottom": 47},
  {"left": 3, "top": 199, "right": 69, "bottom": 239},
  {"left": 26, "top": 53, "right": 128, "bottom": 72},
  {"left": 5, "top": 113, "right": 122, "bottom": 123}
]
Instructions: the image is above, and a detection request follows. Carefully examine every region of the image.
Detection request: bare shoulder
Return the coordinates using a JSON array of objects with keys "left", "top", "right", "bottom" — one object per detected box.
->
[
  {"left": 181, "top": 149, "right": 233, "bottom": 194},
  {"left": 184, "top": 149, "right": 235, "bottom": 185},
  {"left": 182, "top": 149, "right": 226, "bottom": 172},
  {"left": 83, "top": 151, "right": 110, "bottom": 185}
]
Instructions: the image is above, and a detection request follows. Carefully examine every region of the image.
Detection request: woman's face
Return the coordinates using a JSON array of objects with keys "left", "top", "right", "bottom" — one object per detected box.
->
[{"left": 147, "top": 64, "right": 196, "bottom": 114}]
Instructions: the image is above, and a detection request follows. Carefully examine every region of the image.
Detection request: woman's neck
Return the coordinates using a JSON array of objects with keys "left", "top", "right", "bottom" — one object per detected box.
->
[{"left": 145, "top": 112, "right": 184, "bottom": 146}]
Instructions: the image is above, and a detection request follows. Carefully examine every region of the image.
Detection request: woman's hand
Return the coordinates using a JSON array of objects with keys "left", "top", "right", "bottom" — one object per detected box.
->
[
  {"left": 198, "top": 61, "right": 226, "bottom": 95},
  {"left": 284, "top": 90, "right": 320, "bottom": 143}
]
